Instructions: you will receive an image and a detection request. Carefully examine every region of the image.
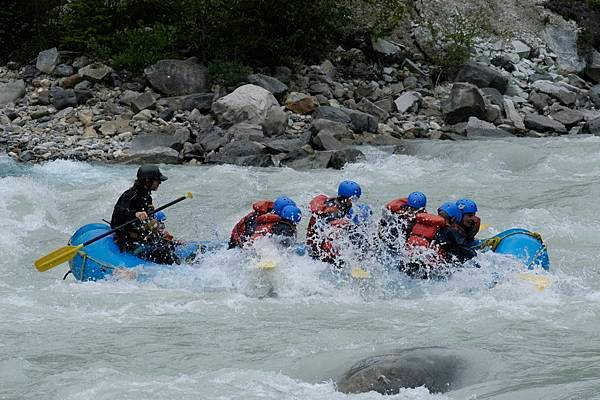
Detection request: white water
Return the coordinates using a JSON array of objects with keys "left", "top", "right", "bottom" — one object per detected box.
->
[{"left": 2, "top": 137, "right": 600, "bottom": 400}]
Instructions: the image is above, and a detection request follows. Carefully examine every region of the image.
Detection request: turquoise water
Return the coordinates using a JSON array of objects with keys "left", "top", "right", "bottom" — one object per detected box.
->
[{"left": 2, "top": 137, "right": 600, "bottom": 399}]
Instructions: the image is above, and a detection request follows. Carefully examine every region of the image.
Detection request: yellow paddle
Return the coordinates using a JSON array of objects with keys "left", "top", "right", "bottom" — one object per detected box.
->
[
  {"left": 518, "top": 273, "right": 551, "bottom": 292},
  {"left": 257, "top": 260, "right": 277, "bottom": 270},
  {"left": 351, "top": 267, "right": 370, "bottom": 279},
  {"left": 34, "top": 193, "right": 193, "bottom": 272}
]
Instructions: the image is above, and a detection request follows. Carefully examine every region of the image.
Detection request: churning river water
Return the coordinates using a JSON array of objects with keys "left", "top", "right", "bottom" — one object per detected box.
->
[{"left": 2, "top": 136, "right": 600, "bottom": 400}]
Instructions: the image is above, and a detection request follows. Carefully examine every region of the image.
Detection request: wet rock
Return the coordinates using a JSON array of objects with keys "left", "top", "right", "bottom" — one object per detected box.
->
[
  {"left": 0, "top": 80, "right": 26, "bottom": 105},
  {"left": 313, "top": 131, "right": 346, "bottom": 151},
  {"left": 281, "top": 149, "right": 332, "bottom": 170},
  {"left": 455, "top": 62, "right": 509, "bottom": 94},
  {"left": 197, "top": 126, "right": 227, "bottom": 152},
  {"left": 144, "top": 59, "right": 210, "bottom": 96},
  {"left": 120, "top": 146, "right": 181, "bottom": 164},
  {"left": 284, "top": 92, "right": 317, "bottom": 114},
  {"left": 205, "top": 140, "right": 272, "bottom": 167},
  {"left": 78, "top": 62, "right": 113, "bottom": 82},
  {"left": 248, "top": 74, "right": 288, "bottom": 101},
  {"left": 442, "top": 83, "right": 486, "bottom": 124},
  {"left": 531, "top": 80, "right": 576, "bottom": 106},
  {"left": 550, "top": 109, "right": 585, "bottom": 127},
  {"left": 586, "top": 117, "right": 600, "bottom": 135},
  {"left": 523, "top": 113, "right": 567, "bottom": 134},
  {"left": 466, "top": 117, "right": 513, "bottom": 138},
  {"left": 264, "top": 135, "right": 310, "bottom": 153},
  {"left": 36, "top": 48, "right": 59, "bottom": 74},
  {"left": 329, "top": 148, "right": 365, "bottom": 169}
]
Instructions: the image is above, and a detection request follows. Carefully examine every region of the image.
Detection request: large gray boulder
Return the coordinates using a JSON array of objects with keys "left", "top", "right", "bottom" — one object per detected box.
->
[
  {"left": 329, "top": 148, "right": 365, "bottom": 169},
  {"left": 312, "top": 131, "right": 347, "bottom": 151},
  {"left": 313, "top": 106, "right": 352, "bottom": 125},
  {"left": 144, "top": 59, "right": 210, "bottom": 96},
  {"left": 442, "top": 83, "right": 486, "bottom": 124},
  {"left": 531, "top": 81, "right": 576, "bottom": 106},
  {"left": 524, "top": 114, "right": 567, "bottom": 134},
  {"left": 212, "top": 84, "right": 287, "bottom": 136},
  {"left": 591, "top": 85, "right": 600, "bottom": 107},
  {"left": 281, "top": 149, "right": 332, "bottom": 170},
  {"left": 343, "top": 108, "right": 379, "bottom": 133},
  {"left": 394, "top": 91, "right": 421, "bottom": 114},
  {"left": 544, "top": 24, "right": 587, "bottom": 74},
  {"left": 586, "top": 50, "right": 600, "bottom": 83},
  {"left": 120, "top": 146, "right": 181, "bottom": 164},
  {"left": 550, "top": 109, "right": 585, "bottom": 128},
  {"left": 466, "top": 117, "right": 513, "bottom": 138},
  {"left": 78, "top": 63, "right": 113, "bottom": 82},
  {"left": 585, "top": 117, "right": 600, "bottom": 135},
  {"left": 247, "top": 74, "right": 288, "bottom": 101},
  {"left": 36, "top": 48, "right": 59, "bottom": 74},
  {"left": 205, "top": 140, "right": 272, "bottom": 167},
  {"left": 0, "top": 80, "right": 26, "bottom": 105},
  {"left": 455, "top": 62, "right": 509, "bottom": 94}
]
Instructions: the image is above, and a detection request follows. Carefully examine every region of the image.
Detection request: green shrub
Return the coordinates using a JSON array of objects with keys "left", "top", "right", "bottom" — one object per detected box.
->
[{"left": 110, "top": 24, "right": 179, "bottom": 71}]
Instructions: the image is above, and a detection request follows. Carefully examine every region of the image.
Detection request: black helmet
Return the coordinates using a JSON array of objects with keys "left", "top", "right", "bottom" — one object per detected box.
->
[{"left": 137, "top": 165, "right": 168, "bottom": 181}]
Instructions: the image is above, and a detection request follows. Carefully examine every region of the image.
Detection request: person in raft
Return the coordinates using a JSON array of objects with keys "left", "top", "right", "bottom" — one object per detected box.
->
[
  {"left": 456, "top": 198, "right": 481, "bottom": 245},
  {"left": 110, "top": 165, "right": 180, "bottom": 264},
  {"left": 378, "top": 191, "right": 428, "bottom": 253},
  {"left": 229, "top": 196, "right": 302, "bottom": 249},
  {"left": 306, "top": 180, "right": 363, "bottom": 265}
]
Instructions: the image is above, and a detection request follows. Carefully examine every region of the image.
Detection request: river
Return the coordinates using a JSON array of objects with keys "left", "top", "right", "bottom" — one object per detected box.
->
[{"left": 2, "top": 137, "right": 600, "bottom": 399}]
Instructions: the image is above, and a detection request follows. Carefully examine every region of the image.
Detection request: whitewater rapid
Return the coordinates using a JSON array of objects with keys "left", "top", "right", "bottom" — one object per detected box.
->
[{"left": 2, "top": 136, "right": 600, "bottom": 399}]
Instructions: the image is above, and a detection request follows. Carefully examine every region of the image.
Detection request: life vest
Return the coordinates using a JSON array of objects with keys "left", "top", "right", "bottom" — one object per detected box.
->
[
  {"left": 406, "top": 213, "right": 446, "bottom": 250},
  {"left": 306, "top": 195, "right": 349, "bottom": 263},
  {"left": 249, "top": 213, "right": 283, "bottom": 242},
  {"left": 229, "top": 200, "right": 274, "bottom": 248},
  {"left": 386, "top": 198, "right": 409, "bottom": 213}
]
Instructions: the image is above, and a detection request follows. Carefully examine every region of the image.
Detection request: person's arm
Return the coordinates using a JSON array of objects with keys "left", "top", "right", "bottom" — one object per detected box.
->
[
  {"left": 271, "top": 223, "right": 296, "bottom": 247},
  {"left": 448, "top": 230, "right": 477, "bottom": 261}
]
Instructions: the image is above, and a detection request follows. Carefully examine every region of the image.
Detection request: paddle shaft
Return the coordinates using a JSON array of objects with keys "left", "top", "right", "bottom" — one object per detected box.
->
[{"left": 82, "top": 195, "right": 188, "bottom": 247}]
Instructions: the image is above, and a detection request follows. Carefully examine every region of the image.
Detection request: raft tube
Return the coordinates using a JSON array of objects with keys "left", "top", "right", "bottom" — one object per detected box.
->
[
  {"left": 68, "top": 223, "right": 199, "bottom": 281},
  {"left": 475, "top": 228, "right": 550, "bottom": 270}
]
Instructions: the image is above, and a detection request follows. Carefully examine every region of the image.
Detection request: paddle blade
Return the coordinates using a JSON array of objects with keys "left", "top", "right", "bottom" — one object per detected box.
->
[
  {"left": 518, "top": 273, "right": 551, "bottom": 292},
  {"left": 34, "top": 244, "right": 83, "bottom": 272},
  {"left": 257, "top": 260, "right": 277, "bottom": 270},
  {"left": 351, "top": 267, "right": 370, "bottom": 279}
]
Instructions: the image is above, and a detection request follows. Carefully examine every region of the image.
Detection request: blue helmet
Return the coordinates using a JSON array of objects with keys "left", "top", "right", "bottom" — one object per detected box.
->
[
  {"left": 456, "top": 198, "right": 478, "bottom": 214},
  {"left": 438, "top": 201, "right": 462, "bottom": 222},
  {"left": 407, "top": 191, "right": 427, "bottom": 209},
  {"left": 273, "top": 196, "right": 296, "bottom": 216},
  {"left": 348, "top": 203, "right": 372, "bottom": 225},
  {"left": 338, "top": 180, "right": 362, "bottom": 198},
  {"left": 281, "top": 205, "right": 302, "bottom": 223},
  {"left": 154, "top": 211, "right": 167, "bottom": 222}
]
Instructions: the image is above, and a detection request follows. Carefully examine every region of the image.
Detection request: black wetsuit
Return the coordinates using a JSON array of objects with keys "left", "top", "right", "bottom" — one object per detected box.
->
[
  {"left": 434, "top": 225, "right": 477, "bottom": 263},
  {"left": 111, "top": 184, "right": 178, "bottom": 264}
]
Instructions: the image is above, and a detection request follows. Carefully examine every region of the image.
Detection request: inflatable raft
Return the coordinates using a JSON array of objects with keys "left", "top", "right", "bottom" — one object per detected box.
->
[
  {"left": 474, "top": 228, "right": 550, "bottom": 270},
  {"left": 68, "top": 223, "right": 199, "bottom": 281}
]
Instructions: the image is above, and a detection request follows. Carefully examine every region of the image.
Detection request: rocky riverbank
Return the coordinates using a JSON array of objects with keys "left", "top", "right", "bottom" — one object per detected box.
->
[{"left": 1, "top": 12, "right": 600, "bottom": 169}]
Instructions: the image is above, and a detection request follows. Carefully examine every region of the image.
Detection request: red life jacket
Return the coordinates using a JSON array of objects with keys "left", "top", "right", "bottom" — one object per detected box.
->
[
  {"left": 306, "top": 195, "right": 349, "bottom": 263},
  {"left": 406, "top": 213, "right": 446, "bottom": 250},
  {"left": 386, "top": 198, "right": 409, "bottom": 213},
  {"left": 229, "top": 200, "right": 274, "bottom": 248},
  {"left": 247, "top": 213, "right": 285, "bottom": 244}
]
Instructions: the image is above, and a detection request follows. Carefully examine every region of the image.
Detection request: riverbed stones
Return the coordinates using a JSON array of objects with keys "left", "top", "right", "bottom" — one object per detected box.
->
[
  {"left": 36, "top": 48, "right": 59, "bottom": 74},
  {"left": 144, "top": 59, "right": 210, "bottom": 96}
]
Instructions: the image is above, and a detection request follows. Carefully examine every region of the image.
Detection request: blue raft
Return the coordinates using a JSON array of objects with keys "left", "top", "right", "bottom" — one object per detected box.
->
[
  {"left": 68, "top": 223, "right": 199, "bottom": 281},
  {"left": 474, "top": 228, "right": 550, "bottom": 270}
]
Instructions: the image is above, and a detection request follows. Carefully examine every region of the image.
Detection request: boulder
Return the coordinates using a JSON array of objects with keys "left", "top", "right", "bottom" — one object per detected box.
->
[
  {"left": 585, "top": 117, "right": 600, "bottom": 135},
  {"left": 394, "top": 91, "right": 421, "bottom": 114},
  {"left": 591, "top": 85, "right": 600, "bottom": 107},
  {"left": 205, "top": 140, "right": 272, "bottom": 167},
  {"left": 343, "top": 108, "right": 379, "bottom": 133},
  {"left": 78, "top": 62, "right": 113, "bottom": 82},
  {"left": 329, "top": 148, "right": 365, "bottom": 169},
  {"left": 131, "top": 92, "right": 156, "bottom": 113},
  {"left": 313, "top": 106, "right": 352, "bottom": 125},
  {"left": 212, "top": 84, "right": 286, "bottom": 136},
  {"left": 585, "top": 50, "right": 600, "bottom": 83},
  {"left": 264, "top": 135, "right": 310, "bottom": 153},
  {"left": 550, "top": 109, "right": 585, "bottom": 127},
  {"left": 512, "top": 40, "right": 531, "bottom": 59},
  {"left": 503, "top": 99, "right": 525, "bottom": 131},
  {"left": 0, "top": 80, "right": 26, "bottom": 105},
  {"left": 466, "top": 117, "right": 513, "bottom": 138},
  {"left": 51, "top": 88, "right": 78, "bottom": 110},
  {"left": 197, "top": 126, "right": 228, "bottom": 152},
  {"left": 226, "top": 123, "right": 265, "bottom": 142},
  {"left": 531, "top": 80, "right": 576, "bottom": 106},
  {"left": 529, "top": 91, "right": 551, "bottom": 111},
  {"left": 544, "top": 24, "right": 587, "bottom": 74},
  {"left": 442, "top": 83, "right": 486, "bottom": 124},
  {"left": 247, "top": 74, "right": 288, "bottom": 101},
  {"left": 357, "top": 97, "right": 389, "bottom": 121},
  {"left": 144, "top": 59, "right": 210, "bottom": 96},
  {"left": 284, "top": 92, "right": 318, "bottom": 114},
  {"left": 523, "top": 114, "right": 567, "bottom": 134},
  {"left": 312, "top": 131, "right": 346, "bottom": 151},
  {"left": 36, "top": 48, "right": 59, "bottom": 74},
  {"left": 120, "top": 146, "right": 181, "bottom": 164},
  {"left": 311, "top": 119, "right": 354, "bottom": 139},
  {"left": 54, "top": 64, "right": 74, "bottom": 77},
  {"left": 455, "top": 62, "right": 509, "bottom": 94},
  {"left": 182, "top": 93, "right": 214, "bottom": 112},
  {"left": 281, "top": 149, "right": 332, "bottom": 170}
]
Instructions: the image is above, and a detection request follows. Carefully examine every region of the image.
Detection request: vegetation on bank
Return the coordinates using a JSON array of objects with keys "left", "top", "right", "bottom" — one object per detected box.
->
[{"left": 0, "top": 0, "right": 405, "bottom": 71}]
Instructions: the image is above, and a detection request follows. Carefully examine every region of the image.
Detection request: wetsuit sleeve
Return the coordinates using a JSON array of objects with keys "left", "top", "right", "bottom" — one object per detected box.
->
[
  {"left": 271, "top": 223, "right": 297, "bottom": 247},
  {"left": 447, "top": 229, "right": 477, "bottom": 262}
]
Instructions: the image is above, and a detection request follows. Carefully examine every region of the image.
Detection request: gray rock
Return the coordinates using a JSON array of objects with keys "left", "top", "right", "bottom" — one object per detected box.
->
[
  {"left": 329, "top": 148, "right": 365, "bottom": 169},
  {"left": 319, "top": 60, "right": 336, "bottom": 80},
  {"left": 281, "top": 149, "right": 332, "bottom": 170},
  {"left": 550, "top": 109, "right": 585, "bottom": 127},
  {"left": 531, "top": 80, "right": 576, "bottom": 106},
  {"left": 36, "top": 48, "right": 59, "bottom": 74},
  {"left": 197, "top": 126, "right": 227, "bottom": 152},
  {"left": 455, "top": 62, "right": 509, "bottom": 94},
  {"left": 442, "top": 83, "right": 486, "bottom": 124},
  {"left": 0, "top": 80, "right": 26, "bottom": 105},
  {"left": 512, "top": 40, "right": 531, "bottom": 59},
  {"left": 247, "top": 74, "right": 288, "bottom": 101},
  {"left": 262, "top": 106, "right": 288, "bottom": 136},
  {"left": 120, "top": 146, "right": 181, "bottom": 164},
  {"left": 544, "top": 24, "right": 586, "bottom": 74},
  {"left": 264, "top": 135, "right": 310, "bottom": 153},
  {"left": 586, "top": 50, "right": 600, "bottom": 83},
  {"left": 394, "top": 91, "right": 421, "bottom": 114},
  {"left": 313, "top": 106, "right": 352, "bottom": 125},
  {"left": 182, "top": 93, "right": 214, "bottom": 112},
  {"left": 309, "top": 82, "right": 333, "bottom": 98},
  {"left": 503, "top": 99, "right": 525, "bottom": 131},
  {"left": 586, "top": 117, "right": 600, "bottom": 135},
  {"left": 357, "top": 97, "right": 389, "bottom": 121},
  {"left": 131, "top": 92, "right": 156, "bottom": 113},
  {"left": 529, "top": 91, "right": 551, "bottom": 111},
  {"left": 144, "top": 59, "right": 210, "bottom": 96},
  {"left": 205, "top": 140, "right": 272, "bottom": 167},
  {"left": 591, "top": 85, "right": 600, "bottom": 107},
  {"left": 481, "top": 88, "right": 504, "bottom": 110},
  {"left": 311, "top": 119, "right": 354, "bottom": 139},
  {"left": 466, "top": 117, "right": 513, "bottom": 138},
  {"left": 51, "top": 88, "right": 78, "bottom": 110},
  {"left": 313, "top": 131, "right": 346, "bottom": 151},
  {"left": 371, "top": 37, "right": 402, "bottom": 56},
  {"left": 130, "top": 134, "right": 178, "bottom": 151},
  {"left": 226, "top": 123, "right": 265, "bottom": 142},
  {"left": 119, "top": 90, "right": 141, "bottom": 106},
  {"left": 403, "top": 76, "right": 418, "bottom": 90},
  {"left": 173, "top": 127, "right": 192, "bottom": 145},
  {"left": 528, "top": 73, "right": 554, "bottom": 83},
  {"left": 78, "top": 62, "right": 113, "bottom": 82},
  {"left": 343, "top": 108, "right": 379, "bottom": 133},
  {"left": 54, "top": 64, "right": 74, "bottom": 77},
  {"left": 74, "top": 89, "right": 94, "bottom": 105},
  {"left": 374, "top": 97, "right": 394, "bottom": 114},
  {"left": 524, "top": 113, "right": 567, "bottom": 134}
]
